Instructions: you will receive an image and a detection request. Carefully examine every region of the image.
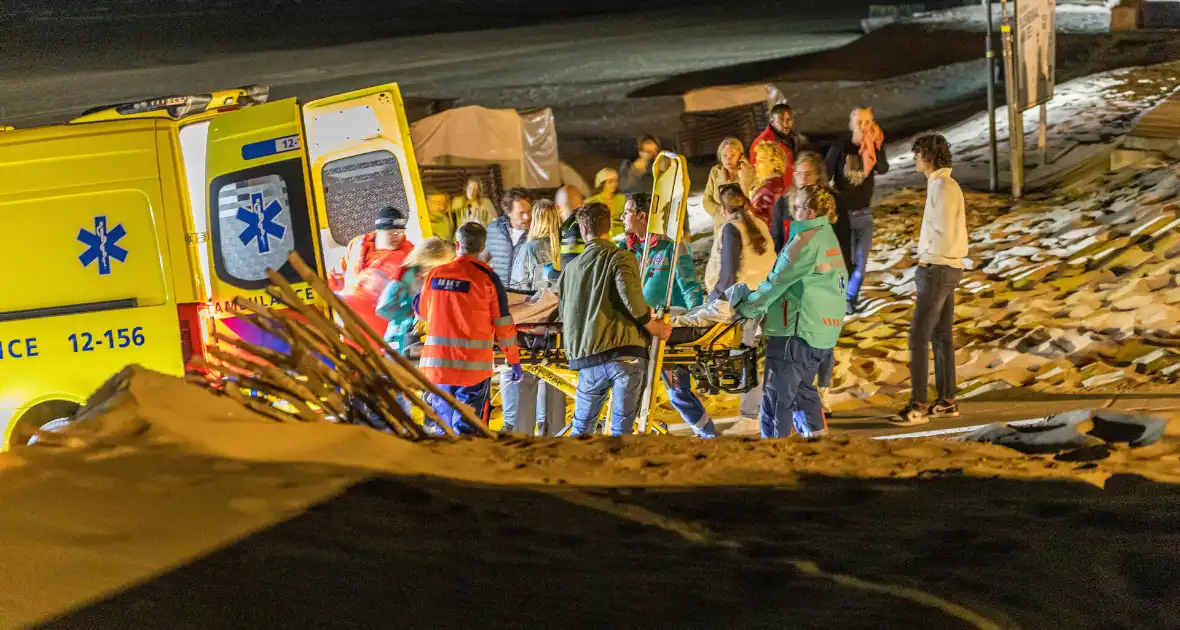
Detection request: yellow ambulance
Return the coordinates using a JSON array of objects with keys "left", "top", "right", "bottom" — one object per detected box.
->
[{"left": 0, "top": 84, "right": 430, "bottom": 448}]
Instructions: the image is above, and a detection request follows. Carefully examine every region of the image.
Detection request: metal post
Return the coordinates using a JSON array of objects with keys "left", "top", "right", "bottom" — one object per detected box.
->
[
  {"left": 1038, "top": 102, "right": 1048, "bottom": 166},
  {"left": 999, "top": 0, "right": 1023, "bottom": 198},
  {"left": 985, "top": 0, "right": 999, "bottom": 192}
]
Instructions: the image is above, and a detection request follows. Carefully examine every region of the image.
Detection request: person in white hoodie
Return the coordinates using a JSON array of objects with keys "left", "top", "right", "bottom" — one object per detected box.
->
[{"left": 894, "top": 132, "right": 968, "bottom": 426}]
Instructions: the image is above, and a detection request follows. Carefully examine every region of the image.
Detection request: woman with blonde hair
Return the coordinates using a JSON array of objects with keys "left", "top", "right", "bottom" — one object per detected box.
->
[
  {"left": 749, "top": 141, "right": 788, "bottom": 224},
  {"left": 585, "top": 167, "right": 627, "bottom": 237},
  {"left": 770, "top": 150, "right": 832, "bottom": 253},
  {"left": 451, "top": 176, "right": 497, "bottom": 226},
  {"left": 376, "top": 237, "right": 456, "bottom": 353},
  {"left": 510, "top": 198, "right": 563, "bottom": 292},
  {"left": 702, "top": 137, "right": 756, "bottom": 224}
]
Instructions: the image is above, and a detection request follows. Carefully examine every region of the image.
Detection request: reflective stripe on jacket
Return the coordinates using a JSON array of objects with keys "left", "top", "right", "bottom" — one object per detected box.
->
[
  {"left": 560, "top": 213, "right": 585, "bottom": 263},
  {"left": 415, "top": 256, "right": 520, "bottom": 386},
  {"left": 737, "top": 216, "right": 847, "bottom": 349}
]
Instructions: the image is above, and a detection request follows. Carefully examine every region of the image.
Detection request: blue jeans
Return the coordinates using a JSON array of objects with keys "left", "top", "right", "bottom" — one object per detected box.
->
[
  {"left": 500, "top": 371, "right": 566, "bottom": 436},
  {"left": 844, "top": 208, "right": 874, "bottom": 306},
  {"left": 572, "top": 358, "right": 646, "bottom": 436},
  {"left": 910, "top": 264, "right": 963, "bottom": 404},
  {"left": 761, "top": 336, "right": 830, "bottom": 438},
  {"left": 662, "top": 366, "right": 717, "bottom": 438},
  {"left": 430, "top": 379, "right": 490, "bottom": 436}
]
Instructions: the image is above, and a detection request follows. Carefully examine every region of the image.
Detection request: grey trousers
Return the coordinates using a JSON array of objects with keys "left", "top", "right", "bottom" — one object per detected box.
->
[
  {"left": 500, "top": 371, "right": 567, "bottom": 437},
  {"left": 909, "top": 264, "right": 963, "bottom": 404}
]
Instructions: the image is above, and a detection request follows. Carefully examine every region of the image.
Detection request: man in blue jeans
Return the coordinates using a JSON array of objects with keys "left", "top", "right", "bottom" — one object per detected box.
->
[
  {"left": 558, "top": 203, "right": 672, "bottom": 436},
  {"left": 737, "top": 185, "right": 847, "bottom": 438}
]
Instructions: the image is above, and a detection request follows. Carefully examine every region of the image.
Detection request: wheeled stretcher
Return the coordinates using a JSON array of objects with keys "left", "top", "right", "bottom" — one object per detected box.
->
[{"left": 490, "top": 291, "right": 760, "bottom": 434}]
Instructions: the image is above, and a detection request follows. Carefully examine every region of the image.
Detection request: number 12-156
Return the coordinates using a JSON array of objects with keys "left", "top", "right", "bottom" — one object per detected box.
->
[{"left": 68, "top": 327, "right": 145, "bottom": 353}]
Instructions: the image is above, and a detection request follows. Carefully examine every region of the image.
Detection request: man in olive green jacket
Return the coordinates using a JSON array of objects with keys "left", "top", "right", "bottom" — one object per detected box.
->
[
  {"left": 558, "top": 203, "right": 671, "bottom": 436},
  {"left": 738, "top": 185, "right": 847, "bottom": 438}
]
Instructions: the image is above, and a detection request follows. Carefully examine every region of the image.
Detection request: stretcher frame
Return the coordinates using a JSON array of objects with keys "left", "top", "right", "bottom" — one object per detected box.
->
[{"left": 506, "top": 319, "right": 755, "bottom": 435}]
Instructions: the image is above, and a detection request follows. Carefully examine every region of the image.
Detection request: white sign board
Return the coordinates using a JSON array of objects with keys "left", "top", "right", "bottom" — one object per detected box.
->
[{"left": 1015, "top": 0, "right": 1056, "bottom": 111}]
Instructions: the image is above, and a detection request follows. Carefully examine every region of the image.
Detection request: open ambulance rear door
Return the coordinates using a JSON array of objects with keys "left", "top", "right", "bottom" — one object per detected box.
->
[
  {"left": 202, "top": 84, "right": 428, "bottom": 350},
  {"left": 301, "top": 83, "right": 430, "bottom": 281}
]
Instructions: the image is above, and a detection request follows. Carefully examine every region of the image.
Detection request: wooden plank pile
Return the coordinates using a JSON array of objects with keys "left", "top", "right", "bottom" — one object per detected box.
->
[{"left": 190, "top": 252, "right": 492, "bottom": 440}]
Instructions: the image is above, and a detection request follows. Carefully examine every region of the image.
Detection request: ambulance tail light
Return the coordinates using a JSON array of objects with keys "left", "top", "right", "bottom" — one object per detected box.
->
[{"left": 177, "top": 303, "right": 213, "bottom": 370}]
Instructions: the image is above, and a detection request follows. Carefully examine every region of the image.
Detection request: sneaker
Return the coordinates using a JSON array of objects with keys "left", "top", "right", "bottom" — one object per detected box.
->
[
  {"left": 929, "top": 399, "right": 960, "bottom": 418},
  {"left": 818, "top": 386, "right": 834, "bottom": 416},
  {"left": 890, "top": 403, "right": 930, "bottom": 426}
]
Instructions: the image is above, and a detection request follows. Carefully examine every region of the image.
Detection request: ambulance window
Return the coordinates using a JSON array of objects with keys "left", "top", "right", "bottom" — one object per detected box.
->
[
  {"left": 321, "top": 150, "right": 407, "bottom": 246},
  {"left": 208, "top": 160, "right": 317, "bottom": 290}
]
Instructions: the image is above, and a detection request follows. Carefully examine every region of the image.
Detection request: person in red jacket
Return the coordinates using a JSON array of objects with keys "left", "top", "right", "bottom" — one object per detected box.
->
[
  {"left": 329, "top": 206, "right": 415, "bottom": 292},
  {"left": 749, "top": 103, "right": 810, "bottom": 191},
  {"left": 336, "top": 206, "right": 416, "bottom": 335},
  {"left": 415, "top": 222, "right": 523, "bottom": 435}
]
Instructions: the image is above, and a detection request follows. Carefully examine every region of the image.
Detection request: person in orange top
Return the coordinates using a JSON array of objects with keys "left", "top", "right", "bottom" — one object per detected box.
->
[
  {"left": 329, "top": 206, "right": 415, "bottom": 292},
  {"left": 415, "top": 222, "right": 523, "bottom": 435},
  {"left": 336, "top": 206, "right": 416, "bottom": 335}
]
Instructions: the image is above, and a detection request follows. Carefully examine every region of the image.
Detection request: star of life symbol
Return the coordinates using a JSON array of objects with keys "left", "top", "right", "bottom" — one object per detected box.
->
[
  {"left": 236, "top": 192, "right": 287, "bottom": 254},
  {"left": 77, "top": 216, "right": 128, "bottom": 276}
]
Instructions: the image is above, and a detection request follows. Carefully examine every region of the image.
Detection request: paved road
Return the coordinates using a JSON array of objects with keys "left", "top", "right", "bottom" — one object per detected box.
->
[{"left": 0, "top": 8, "right": 860, "bottom": 128}]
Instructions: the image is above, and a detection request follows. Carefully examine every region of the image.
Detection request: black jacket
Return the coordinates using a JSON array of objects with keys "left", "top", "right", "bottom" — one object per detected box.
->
[{"left": 824, "top": 137, "right": 889, "bottom": 213}]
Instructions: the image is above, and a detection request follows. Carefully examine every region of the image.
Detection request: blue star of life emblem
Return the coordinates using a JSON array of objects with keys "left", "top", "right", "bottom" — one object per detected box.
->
[
  {"left": 236, "top": 192, "right": 287, "bottom": 254},
  {"left": 77, "top": 216, "right": 129, "bottom": 276}
]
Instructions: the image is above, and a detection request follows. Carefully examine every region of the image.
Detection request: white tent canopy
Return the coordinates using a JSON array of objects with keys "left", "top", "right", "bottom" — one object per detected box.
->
[{"left": 410, "top": 105, "right": 563, "bottom": 190}]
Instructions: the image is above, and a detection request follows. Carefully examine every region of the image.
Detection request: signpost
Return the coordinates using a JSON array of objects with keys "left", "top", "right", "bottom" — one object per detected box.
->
[
  {"left": 998, "top": 0, "right": 1055, "bottom": 198},
  {"left": 984, "top": 0, "right": 998, "bottom": 192}
]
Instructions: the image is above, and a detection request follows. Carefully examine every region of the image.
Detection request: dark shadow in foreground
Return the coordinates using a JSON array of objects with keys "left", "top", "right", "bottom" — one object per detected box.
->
[{"left": 39, "top": 473, "right": 1180, "bottom": 629}]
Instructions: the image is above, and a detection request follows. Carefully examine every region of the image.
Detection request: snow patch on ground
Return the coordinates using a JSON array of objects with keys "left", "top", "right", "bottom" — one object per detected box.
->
[{"left": 906, "top": 0, "right": 1117, "bottom": 33}]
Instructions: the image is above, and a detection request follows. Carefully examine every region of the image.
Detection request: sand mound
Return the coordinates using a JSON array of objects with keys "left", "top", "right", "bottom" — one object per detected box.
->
[{"left": 25, "top": 366, "right": 1180, "bottom": 489}]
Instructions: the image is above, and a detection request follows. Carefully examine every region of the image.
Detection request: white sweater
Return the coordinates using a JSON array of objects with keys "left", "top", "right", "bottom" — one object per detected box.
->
[{"left": 918, "top": 168, "right": 968, "bottom": 268}]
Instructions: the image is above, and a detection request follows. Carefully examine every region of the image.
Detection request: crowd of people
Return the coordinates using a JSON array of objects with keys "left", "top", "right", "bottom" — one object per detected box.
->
[{"left": 333, "top": 103, "right": 969, "bottom": 436}]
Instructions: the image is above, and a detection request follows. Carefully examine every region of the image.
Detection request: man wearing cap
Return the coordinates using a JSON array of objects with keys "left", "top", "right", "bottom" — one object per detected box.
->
[{"left": 333, "top": 206, "right": 415, "bottom": 333}]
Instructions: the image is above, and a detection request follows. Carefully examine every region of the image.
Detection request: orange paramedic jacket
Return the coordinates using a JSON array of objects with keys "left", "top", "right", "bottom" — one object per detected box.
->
[{"left": 415, "top": 255, "right": 521, "bottom": 387}]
